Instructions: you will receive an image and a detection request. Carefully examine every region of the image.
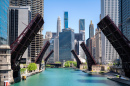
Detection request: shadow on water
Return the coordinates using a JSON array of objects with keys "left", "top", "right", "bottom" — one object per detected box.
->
[
  {"left": 78, "top": 74, "right": 105, "bottom": 77},
  {"left": 77, "top": 79, "right": 128, "bottom": 86}
]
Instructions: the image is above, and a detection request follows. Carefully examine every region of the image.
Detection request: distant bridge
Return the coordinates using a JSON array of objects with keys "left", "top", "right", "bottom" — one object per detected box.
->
[
  {"left": 46, "top": 63, "right": 61, "bottom": 68},
  {"left": 80, "top": 42, "right": 96, "bottom": 71},
  {"left": 71, "top": 50, "right": 82, "bottom": 68}
]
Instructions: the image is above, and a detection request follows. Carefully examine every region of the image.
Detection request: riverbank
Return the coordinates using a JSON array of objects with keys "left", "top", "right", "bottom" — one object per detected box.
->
[
  {"left": 82, "top": 70, "right": 130, "bottom": 85},
  {"left": 10, "top": 69, "right": 44, "bottom": 85},
  {"left": 21, "top": 69, "right": 43, "bottom": 78}
]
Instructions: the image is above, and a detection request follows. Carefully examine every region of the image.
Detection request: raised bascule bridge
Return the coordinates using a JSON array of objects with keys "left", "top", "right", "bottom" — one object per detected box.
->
[
  {"left": 10, "top": 13, "right": 44, "bottom": 82},
  {"left": 44, "top": 50, "right": 54, "bottom": 65},
  {"left": 35, "top": 41, "right": 52, "bottom": 69},
  {"left": 97, "top": 15, "right": 130, "bottom": 78},
  {"left": 71, "top": 50, "right": 82, "bottom": 68},
  {"left": 80, "top": 42, "right": 96, "bottom": 71},
  {"left": 34, "top": 41, "right": 54, "bottom": 69}
]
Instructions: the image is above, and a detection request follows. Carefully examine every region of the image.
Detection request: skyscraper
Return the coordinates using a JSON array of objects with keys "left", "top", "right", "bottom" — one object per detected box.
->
[
  {"left": 101, "top": 0, "right": 119, "bottom": 64},
  {"left": 10, "top": 0, "right": 44, "bottom": 59},
  {"left": 119, "top": 0, "right": 130, "bottom": 40},
  {"left": 57, "top": 16, "right": 61, "bottom": 36},
  {"left": 76, "top": 41, "right": 86, "bottom": 59},
  {"left": 95, "top": 28, "right": 102, "bottom": 64},
  {"left": 0, "top": 0, "right": 9, "bottom": 45},
  {"left": 8, "top": 6, "right": 31, "bottom": 63},
  {"left": 79, "top": 19, "right": 85, "bottom": 41},
  {"left": 59, "top": 28, "right": 74, "bottom": 62},
  {"left": 89, "top": 20, "right": 94, "bottom": 38},
  {"left": 64, "top": 12, "right": 68, "bottom": 29}
]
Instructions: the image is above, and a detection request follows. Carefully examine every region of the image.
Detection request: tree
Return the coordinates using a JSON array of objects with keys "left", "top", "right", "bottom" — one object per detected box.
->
[
  {"left": 72, "top": 61, "right": 77, "bottom": 67},
  {"left": 64, "top": 61, "right": 77, "bottom": 67},
  {"left": 20, "top": 68, "right": 26, "bottom": 74},
  {"left": 27, "top": 63, "right": 37, "bottom": 72}
]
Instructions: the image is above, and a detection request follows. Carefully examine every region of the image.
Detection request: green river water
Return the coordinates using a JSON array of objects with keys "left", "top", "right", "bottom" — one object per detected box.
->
[{"left": 10, "top": 68, "right": 127, "bottom": 86}]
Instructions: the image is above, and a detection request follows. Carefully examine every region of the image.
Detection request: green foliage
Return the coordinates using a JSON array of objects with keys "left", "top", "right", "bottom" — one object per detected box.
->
[
  {"left": 46, "top": 64, "right": 54, "bottom": 68},
  {"left": 107, "top": 67, "right": 110, "bottom": 71},
  {"left": 64, "top": 61, "right": 70, "bottom": 67},
  {"left": 42, "top": 60, "right": 44, "bottom": 64},
  {"left": 55, "top": 61, "right": 61, "bottom": 64},
  {"left": 73, "top": 61, "right": 77, "bottom": 67},
  {"left": 20, "top": 68, "right": 26, "bottom": 74},
  {"left": 27, "top": 63, "right": 37, "bottom": 72},
  {"left": 64, "top": 61, "right": 77, "bottom": 67},
  {"left": 113, "top": 63, "right": 116, "bottom": 66}
]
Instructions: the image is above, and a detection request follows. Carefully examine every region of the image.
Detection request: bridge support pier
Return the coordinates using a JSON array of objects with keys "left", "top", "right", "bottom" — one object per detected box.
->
[
  {"left": 13, "top": 66, "right": 21, "bottom": 83},
  {"left": 124, "top": 69, "right": 130, "bottom": 78}
]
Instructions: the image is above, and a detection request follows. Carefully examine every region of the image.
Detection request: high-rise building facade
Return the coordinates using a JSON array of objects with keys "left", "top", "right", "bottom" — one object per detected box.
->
[
  {"left": 54, "top": 37, "right": 59, "bottom": 62},
  {"left": 86, "top": 20, "right": 94, "bottom": 56},
  {"left": 9, "top": 6, "right": 31, "bottom": 45},
  {"left": 8, "top": 6, "right": 31, "bottom": 62},
  {"left": 59, "top": 28, "right": 74, "bottom": 62},
  {"left": 119, "top": 0, "right": 130, "bottom": 40},
  {"left": 101, "top": 0, "right": 119, "bottom": 64},
  {"left": 89, "top": 20, "right": 94, "bottom": 38},
  {"left": 10, "top": 0, "right": 44, "bottom": 59},
  {"left": 57, "top": 16, "right": 61, "bottom": 36},
  {"left": 74, "top": 33, "right": 83, "bottom": 41},
  {"left": 43, "top": 31, "right": 59, "bottom": 63},
  {"left": 64, "top": 12, "right": 68, "bottom": 29},
  {"left": 0, "top": 0, "right": 9, "bottom": 45},
  {"left": 76, "top": 41, "right": 86, "bottom": 59},
  {"left": 95, "top": 28, "right": 102, "bottom": 64},
  {"left": 79, "top": 19, "right": 85, "bottom": 41}
]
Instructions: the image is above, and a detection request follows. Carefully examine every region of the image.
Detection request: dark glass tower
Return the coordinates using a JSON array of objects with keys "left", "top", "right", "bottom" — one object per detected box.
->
[
  {"left": 119, "top": 0, "right": 130, "bottom": 40},
  {"left": 79, "top": 19, "right": 85, "bottom": 41},
  {"left": 79, "top": 19, "right": 85, "bottom": 31},
  {"left": 59, "top": 29, "right": 74, "bottom": 62},
  {"left": 64, "top": 12, "right": 68, "bottom": 29}
]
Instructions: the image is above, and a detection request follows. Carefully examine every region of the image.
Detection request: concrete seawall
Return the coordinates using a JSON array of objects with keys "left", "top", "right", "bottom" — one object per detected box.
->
[{"left": 107, "top": 78, "right": 130, "bottom": 85}]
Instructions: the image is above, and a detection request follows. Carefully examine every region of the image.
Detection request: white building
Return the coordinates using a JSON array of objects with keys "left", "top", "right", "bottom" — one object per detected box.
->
[
  {"left": 101, "top": 0, "right": 119, "bottom": 64},
  {"left": 95, "top": 28, "right": 102, "bottom": 64},
  {"left": 76, "top": 41, "right": 86, "bottom": 59},
  {"left": 8, "top": 6, "right": 31, "bottom": 63},
  {"left": 57, "top": 16, "right": 61, "bottom": 36},
  {"left": 10, "top": 0, "right": 44, "bottom": 60}
]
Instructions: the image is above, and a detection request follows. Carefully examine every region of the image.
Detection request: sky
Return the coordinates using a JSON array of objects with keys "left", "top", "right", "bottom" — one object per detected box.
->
[{"left": 43, "top": 0, "right": 101, "bottom": 40}]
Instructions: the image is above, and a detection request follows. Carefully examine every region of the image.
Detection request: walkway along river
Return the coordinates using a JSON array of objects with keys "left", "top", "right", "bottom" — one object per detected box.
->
[{"left": 10, "top": 68, "right": 127, "bottom": 86}]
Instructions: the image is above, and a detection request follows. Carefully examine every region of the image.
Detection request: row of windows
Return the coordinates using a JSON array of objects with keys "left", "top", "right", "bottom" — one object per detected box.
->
[{"left": 0, "top": 0, "right": 9, "bottom": 45}]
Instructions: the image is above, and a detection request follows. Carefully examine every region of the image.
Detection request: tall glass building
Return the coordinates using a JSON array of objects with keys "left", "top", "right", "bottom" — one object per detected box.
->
[
  {"left": 101, "top": 0, "right": 119, "bottom": 64},
  {"left": 79, "top": 19, "right": 85, "bottom": 31},
  {"left": 59, "top": 29, "right": 74, "bottom": 62},
  {"left": 64, "top": 12, "right": 68, "bottom": 29},
  {"left": 79, "top": 19, "right": 85, "bottom": 41},
  {"left": 119, "top": 0, "right": 130, "bottom": 41},
  {"left": 0, "top": 0, "right": 9, "bottom": 45}
]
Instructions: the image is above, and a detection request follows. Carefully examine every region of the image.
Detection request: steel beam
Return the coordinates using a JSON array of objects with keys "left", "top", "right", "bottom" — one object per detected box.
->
[
  {"left": 80, "top": 42, "right": 96, "bottom": 71},
  {"left": 10, "top": 13, "right": 44, "bottom": 82},
  {"left": 97, "top": 15, "right": 130, "bottom": 78},
  {"left": 71, "top": 50, "right": 82, "bottom": 68},
  {"left": 35, "top": 41, "right": 50, "bottom": 64}
]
